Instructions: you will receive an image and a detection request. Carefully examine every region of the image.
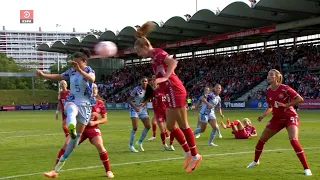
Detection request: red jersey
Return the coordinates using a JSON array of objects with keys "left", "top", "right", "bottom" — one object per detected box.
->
[
  {"left": 151, "top": 48, "right": 186, "bottom": 94},
  {"left": 266, "top": 84, "right": 298, "bottom": 118},
  {"left": 89, "top": 99, "right": 106, "bottom": 128},
  {"left": 244, "top": 125, "right": 256, "bottom": 135},
  {"left": 58, "top": 90, "right": 70, "bottom": 117},
  {"left": 152, "top": 89, "right": 166, "bottom": 114}
]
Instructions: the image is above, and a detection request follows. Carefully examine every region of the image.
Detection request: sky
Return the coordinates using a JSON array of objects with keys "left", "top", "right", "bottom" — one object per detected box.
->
[{"left": 0, "top": 0, "right": 251, "bottom": 33}]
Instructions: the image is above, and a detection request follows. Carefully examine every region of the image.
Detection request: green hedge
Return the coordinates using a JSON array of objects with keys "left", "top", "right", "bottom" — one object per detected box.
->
[{"left": 0, "top": 90, "right": 58, "bottom": 106}]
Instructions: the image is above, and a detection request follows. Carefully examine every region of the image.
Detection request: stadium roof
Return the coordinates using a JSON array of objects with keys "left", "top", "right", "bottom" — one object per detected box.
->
[{"left": 38, "top": 0, "right": 320, "bottom": 58}]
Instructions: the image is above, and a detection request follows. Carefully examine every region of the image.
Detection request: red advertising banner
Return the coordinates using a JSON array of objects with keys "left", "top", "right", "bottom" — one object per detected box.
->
[
  {"left": 298, "top": 99, "right": 320, "bottom": 109},
  {"left": 1, "top": 105, "right": 16, "bottom": 111},
  {"left": 117, "top": 25, "right": 276, "bottom": 56}
]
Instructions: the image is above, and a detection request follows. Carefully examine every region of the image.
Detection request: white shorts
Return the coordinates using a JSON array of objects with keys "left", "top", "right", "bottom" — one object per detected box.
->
[
  {"left": 199, "top": 113, "right": 216, "bottom": 123},
  {"left": 64, "top": 103, "right": 92, "bottom": 125},
  {"left": 130, "top": 109, "right": 149, "bottom": 119}
]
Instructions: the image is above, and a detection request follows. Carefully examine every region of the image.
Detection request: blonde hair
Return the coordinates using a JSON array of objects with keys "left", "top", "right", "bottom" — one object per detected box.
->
[
  {"left": 270, "top": 69, "right": 283, "bottom": 84},
  {"left": 214, "top": 84, "right": 221, "bottom": 89},
  {"left": 134, "top": 21, "right": 155, "bottom": 48},
  {"left": 243, "top": 118, "right": 251, "bottom": 125}
]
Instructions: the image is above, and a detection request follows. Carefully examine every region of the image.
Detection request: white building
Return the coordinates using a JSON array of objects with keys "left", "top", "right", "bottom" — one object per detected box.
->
[{"left": 0, "top": 26, "right": 87, "bottom": 71}]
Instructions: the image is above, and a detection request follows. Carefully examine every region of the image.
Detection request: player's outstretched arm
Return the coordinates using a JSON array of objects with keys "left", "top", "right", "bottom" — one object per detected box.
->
[{"left": 36, "top": 70, "right": 64, "bottom": 80}]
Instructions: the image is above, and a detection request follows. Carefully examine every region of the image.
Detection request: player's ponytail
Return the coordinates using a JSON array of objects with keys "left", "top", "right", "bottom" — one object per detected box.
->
[
  {"left": 135, "top": 21, "right": 155, "bottom": 38},
  {"left": 134, "top": 21, "right": 155, "bottom": 49},
  {"left": 144, "top": 84, "right": 154, "bottom": 102}
]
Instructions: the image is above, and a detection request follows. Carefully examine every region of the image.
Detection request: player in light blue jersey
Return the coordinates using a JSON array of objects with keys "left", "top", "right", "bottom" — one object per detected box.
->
[
  {"left": 36, "top": 48, "right": 96, "bottom": 175},
  {"left": 193, "top": 84, "right": 224, "bottom": 146},
  {"left": 194, "top": 87, "right": 210, "bottom": 139},
  {"left": 127, "top": 77, "right": 154, "bottom": 152}
]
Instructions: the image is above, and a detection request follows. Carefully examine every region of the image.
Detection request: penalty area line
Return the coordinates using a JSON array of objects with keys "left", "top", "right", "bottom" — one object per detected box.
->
[{"left": 0, "top": 146, "right": 319, "bottom": 179}]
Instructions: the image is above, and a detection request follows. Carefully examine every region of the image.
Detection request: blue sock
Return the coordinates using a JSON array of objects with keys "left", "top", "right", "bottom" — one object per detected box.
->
[
  {"left": 138, "top": 128, "right": 149, "bottom": 143},
  {"left": 129, "top": 130, "right": 136, "bottom": 146},
  {"left": 216, "top": 126, "right": 221, "bottom": 136},
  {"left": 196, "top": 122, "right": 200, "bottom": 129},
  {"left": 209, "top": 129, "right": 217, "bottom": 144},
  {"left": 193, "top": 128, "right": 202, "bottom": 135},
  {"left": 60, "top": 134, "right": 81, "bottom": 161}
]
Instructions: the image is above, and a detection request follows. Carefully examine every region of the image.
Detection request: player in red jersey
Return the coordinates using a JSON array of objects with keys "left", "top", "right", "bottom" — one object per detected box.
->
[
  {"left": 44, "top": 83, "right": 114, "bottom": 178},
  {"left": 151, "top": 77, "right": 174, "bottom": 150},
  {"left": 134, "top": 21, "right": 201, "bottom": 173},
  {"left": 56, "top": 80, "right": 70, "bottom": 137},
  {"left": 247, "top": 69, "right": 312, "bottom": 176},
  {"left": 220, "top": 118, "right": 257, "bottom": 139}
]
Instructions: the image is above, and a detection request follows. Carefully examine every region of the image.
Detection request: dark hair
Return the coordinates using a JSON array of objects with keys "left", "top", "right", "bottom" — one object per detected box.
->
[
  {"left": 73, "top": 48, "right": 91, "bottom": 61},
  {"left": 141, "top": 77, "right": 153, "bottom": 102},
  {"left": 144, "top": 84, "right": 154, "bottom": 102}
]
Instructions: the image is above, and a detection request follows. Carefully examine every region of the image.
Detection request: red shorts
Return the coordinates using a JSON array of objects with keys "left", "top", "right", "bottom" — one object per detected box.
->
[
  {"left": 79, "top": 127, "right": 101, "bottom": 144},
  {"left": 165, "top": 87, "right": 187, "bottom": 108},
  {"left": 266, "top": 116, "right": 300, "bottom": 132},
  {"left": 233, "top": 129, "right": 249, "bottom": 139},
  {"left": 155, "top": 112, "right": 166, "bottom": 123}
]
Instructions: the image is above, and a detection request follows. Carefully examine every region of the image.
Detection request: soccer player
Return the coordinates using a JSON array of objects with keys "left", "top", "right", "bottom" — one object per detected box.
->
[
  {"left": 194, "top": 87, "right": 210, "bottom": 139},
  {"left": 151, "top": 78, "right": 174, "bottom": 151},
  {"left": 127, "top": 77, "right": 153, "bottom": 152},
  {"left": 36, "top": 48, "right": 96, "bottom": 174},
  {"left": 193, "top": 84, "right": 224, "bottom": 146},
  {"left": 56, "top": 80, "right": 70, "bottom": 137},
  {"left": 247, "top": 69, "right": 312, "bottom": 176},
  {"left": 44, "top": 83, "right": 114, "bottom": 178},
  {"left": 134, "top": 21, "right": 201, "bottom": 173},
  {"left": 148, "top": 117, "right": 157, "bottom": 141},
  {"left": 220, "top": 118, "right": 257, "bottom": 139},
  {"left": 148, "top": 116, "right": 170, "bottom": 141}
]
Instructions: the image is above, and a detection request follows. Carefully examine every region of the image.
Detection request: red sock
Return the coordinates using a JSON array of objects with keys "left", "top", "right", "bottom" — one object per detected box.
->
[
  {"left": 290, "top": 138, "right": 309, "bottom": 169},
  {"left": 233, "top": 120, "right": 239, "bottom": 125},
  {"left": 160, "top": 132, "right": 166, "bottom": 145},
  {"left": 169, "top": 131, "right": 174, "bottom": 145},
  {"left": 182, "top": 128, "right": 198, "bottom": 156},
  {"left": 63, "top": 126, "right": 69, "bottom": 137},
  {"left": 152, "top": 123, "right": 157, "bottom": 137},
  {"left": 254, "top": 139, "right": 265, "bottom": 162},
  {"left": 100, "top": 151, "right": 110, "bottom": 172},
  {"left": 170, "top": 127, "right": 189, "bottom": 152},
  {"left": 165, "top": 131, "right": 169, "bottom": 138},
  {"left": 55, "top": 148, "right": 65, "bottom": 166}
]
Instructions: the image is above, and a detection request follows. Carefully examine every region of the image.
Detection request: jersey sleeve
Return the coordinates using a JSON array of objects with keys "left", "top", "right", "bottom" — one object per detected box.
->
[
  {"left": 60, "top": 68, "right": 73, "bottom": 80},
  {"left": 218, "top": 97, "right": 222, "bottom": 108},
  {"left": 85, "top": 66, "right": 95, "bottom": 75},
  {"left": 206, "top": 93, "right": 213, "bottom": 101},
  {"left": 130, "top": 87, "right": 138, "bottom": 97},
  {"left": 285, "top": 85, "right": 299, "bottom": 99},
  {"left": 99, "top": 100, "right": 106, "bottom": 115},
  {"left": 154, "top": 49, "right": 169, "bottom": 64}
]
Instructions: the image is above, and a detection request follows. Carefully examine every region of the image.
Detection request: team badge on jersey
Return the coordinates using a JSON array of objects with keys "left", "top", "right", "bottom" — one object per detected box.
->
[{"left": 279, "top": 94, "right": 284, "bottom": 99}]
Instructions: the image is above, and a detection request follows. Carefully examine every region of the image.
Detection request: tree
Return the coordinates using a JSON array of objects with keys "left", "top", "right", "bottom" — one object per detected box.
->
[
  {"left": 45, "top": 58, "right": 72, "bottom": 90},
  {"left": 0, "top": 53, "right": 49, "bottom": 90}
]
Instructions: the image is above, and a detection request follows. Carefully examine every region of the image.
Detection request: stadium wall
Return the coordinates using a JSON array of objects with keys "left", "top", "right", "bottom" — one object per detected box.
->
[{"left": 1, "top": 99, "right": 319, "bottom": 111}]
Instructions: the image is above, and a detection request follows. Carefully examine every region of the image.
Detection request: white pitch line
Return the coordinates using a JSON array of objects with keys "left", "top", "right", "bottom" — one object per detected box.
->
[{"left": 0, "top": 146, "right": 319, "bottom": 180}]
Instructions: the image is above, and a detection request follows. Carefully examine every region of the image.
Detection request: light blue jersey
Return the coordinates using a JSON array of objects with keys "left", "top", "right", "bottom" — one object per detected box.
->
[
  {"left": 129, "top": 86, "right": 148, "bottom": 119},
  {"left": 61, "top": 67, "right": 96, "bottom": 106},
  {"left": 199, "top": 92, "right": 221, "bottom": 122},
  {"left": 61, "top": 66, "right": 95, "bottom": 125}
]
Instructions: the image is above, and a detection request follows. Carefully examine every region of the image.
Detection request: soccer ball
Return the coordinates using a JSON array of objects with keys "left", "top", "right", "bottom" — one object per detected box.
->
[{"left": 94, "top": 41, "right": 118, "bottom": 57}]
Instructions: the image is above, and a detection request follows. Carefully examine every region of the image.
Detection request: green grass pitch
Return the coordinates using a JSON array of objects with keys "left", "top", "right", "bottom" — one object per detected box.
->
[{"left": 0, "top": 110, "right": 319, "bottom": 180}]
